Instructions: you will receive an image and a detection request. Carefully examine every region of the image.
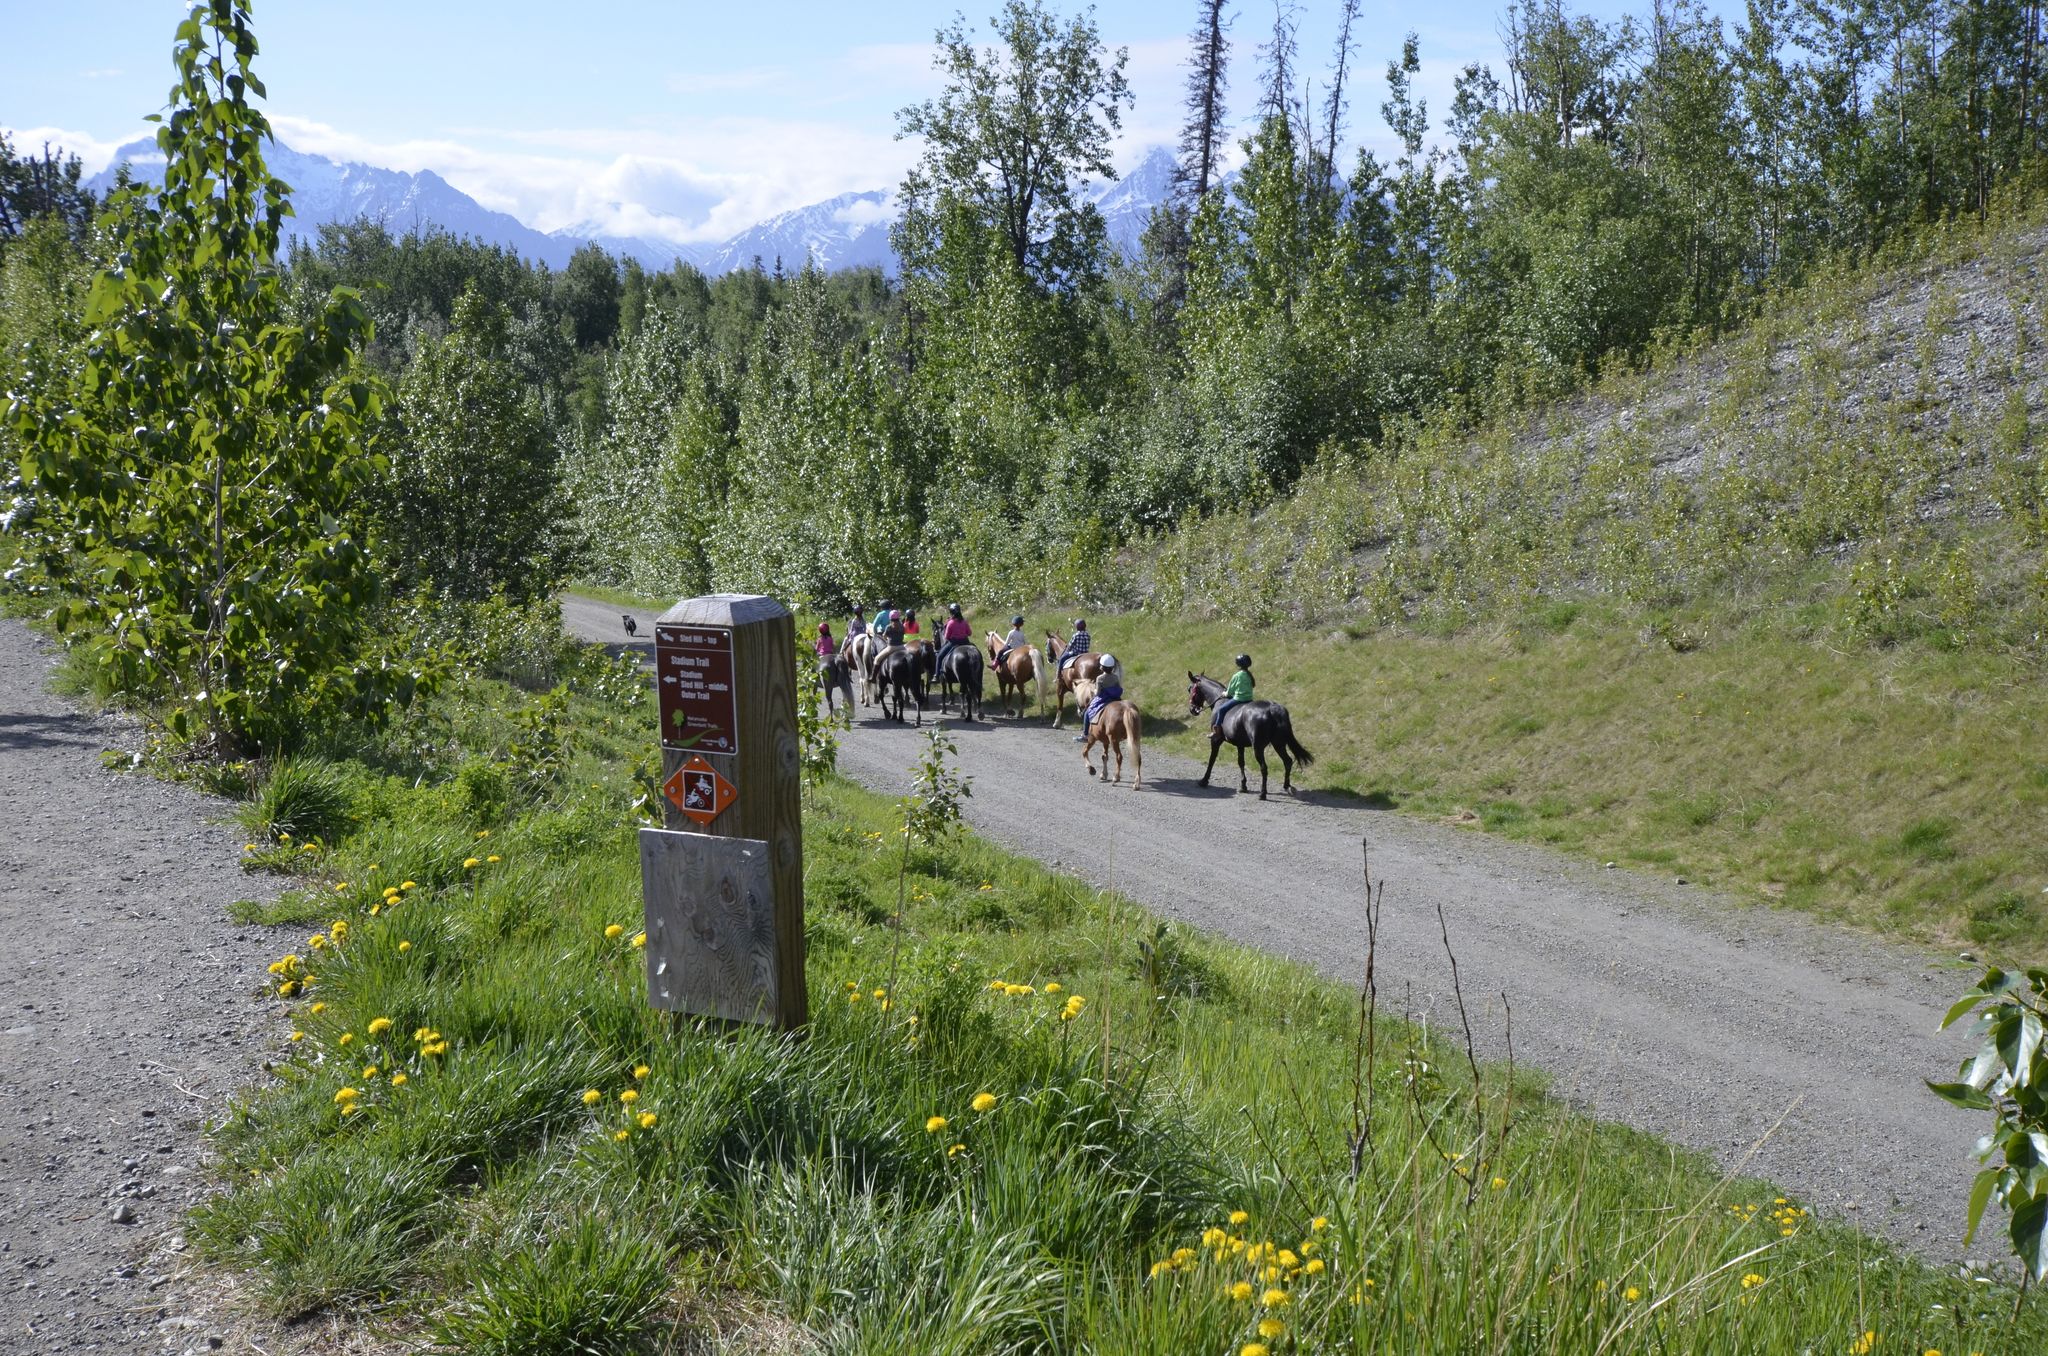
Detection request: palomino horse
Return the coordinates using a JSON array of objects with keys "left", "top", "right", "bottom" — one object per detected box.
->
[
  {"left": 844, "top": 630, "right": 881, "bottom": 706},
  {"left": 1073, "top": 676, "right": 1143, "bottom": 788},
  {"left": 984, "top": 630, "right": 1045, "bottom": 718},
  {"left": 1043, "top": 634, "right": 1104, "bottom": 728},
  {"left": 1187, "top": 672, "right": 1315, "bottom": 800}
]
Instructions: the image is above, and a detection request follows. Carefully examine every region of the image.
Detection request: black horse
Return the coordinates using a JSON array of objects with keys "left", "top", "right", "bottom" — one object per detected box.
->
[
  {"left": 818, "top": 652, "right": 855, "bottom": 722},
  {"left": 936, "top": 642, "right": 984, "bottom": 721},
  {"left": 874, "top": 643, "right": 932, "bottom": 726},
  {"left": 1187, "top": 672, "right": 1315, "bottom": 800}
]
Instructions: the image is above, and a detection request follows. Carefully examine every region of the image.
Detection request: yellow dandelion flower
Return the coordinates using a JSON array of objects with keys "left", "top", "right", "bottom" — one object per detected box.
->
[
  {"left": 1044, "top": 982, "right": 1061, "bottom": 993},
  {"left": 947, "top": 1142, "right": 965, "bottom": 1158},
  {"left": 338, "top": 1032, "right": 354, "bottom": 1046},
  {"left": 309, "top": 934, "right": 327, "bottom": 950},
  {"left": 620, "top": 1089, "right": 638, "bottom": 1104},
  {"left": 1229, "top": 1281, "right": 1254, "bottom": 1302},
  {"left": 279, "top": 832, "right": 292, "bottom": 842},
  {"left": 333, "top": 1087, "right": 359, "bottom": 1104},
  {"left": 310, "top": 1002, "right": 326, "bottom": 1014},
  {"left": 277, "top": 980, "right": 298, "bottom": 997},
  {"left": 925, "top": 1116, "right": 949, "bottom": 1134},
  {"left": 362, "top": 1065, "right": 379, "bottom": 1079},
  {"left": 339, "top": 1102, "right": 358, "bottom": 1116},
  {"left": 1258, "top": 1317, "right": 1286, "bottom": 1340},
  {"left": 398, "top": 940, "right": 413, "bottom": 952},
  {"left": 400, "top": 880, "right": 416, "bottom": 890},
  {"left": 487, "top": 854, "right": 501, "bottom": 863},
  {"left": 367, "top": 1017, "right": 392, "bottom": 1036},
  {"left": 1278, "top": 1249, "right": 1299, "bottom": 1268},
  {"left": 289, "top": 1030, "right": 305, "bottom": 1042},
  {"left": 630, "top": 931, "right": 645, "bottom": 947},
  {"left": 424, "top": 1040, "right": 448, "bottom": 1055},
  {"left": 582, "top": 1089, "right": 602, "bottom": 1106},
  {"left": 330, "top": 919, "right": 348, "bottom": 940},
  {"left": 633, "top": 1064, "right": 650, "bottom": 1080},
  {"left": 1148, "top": 1259, "right": 1173, "bottom": 1279},
  {"left": 463, "top": 857, "right": 481, "bottom": 870},
  {"left": 334, "top": 882, "right": 349, "bottom": 892},
  {"left": 1229, "top": 1210, "right": 1249, "bottom": 1226},
  {"left": 638, "top": 1112, "right": 657, "bottom": 1129},
  {"left": 1241, "top": 1345, "right": 1269, "bottom": 1356},
  {"left": 1741, "top": 1274, "right": 1765, "bottom": 1290},
  {"left": 872, "top": 988, "right": 887, "bottom": 1000},
  {"left": 970, "top": 1092, "right": 998, "bottom": 1113},
  {"left": 1624, "top": 1287, "right": 1642, "bottom": 1302},
  {"left": 390, "top": 1073, "right": 407, "bottom": 1087},
  {"left": 1261, "top": 1287, "right": 1289, "bottom": 1307},
  {"left": 1850, "top": 1333, "right": 1877, "bottom": 1356},
  {"left": 1305, "top": 1258, "right": 1325, "bottom": 1276},
  {"left": 604, "top": 924, "right": 624, "bottom": 939},
  {"left": 614, "top": 1129, "right": 630, "bottom": 1142}
]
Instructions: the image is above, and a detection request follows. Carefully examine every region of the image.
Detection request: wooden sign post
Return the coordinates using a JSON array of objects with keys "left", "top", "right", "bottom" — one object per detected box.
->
[{"left": 638, "top": 594, "right": 806, "bottom": 1030}]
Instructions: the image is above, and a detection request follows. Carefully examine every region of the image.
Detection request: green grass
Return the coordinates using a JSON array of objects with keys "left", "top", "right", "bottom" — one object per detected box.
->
[
  {"left": 565, "top": 580, "right": 672, "bottom": 612},
  {"left": 1084, "top": 601, "right": 2048, "bottom": 963},
  {"left": 185, "top": 645, "right": 2043, "bottom": 1353}
]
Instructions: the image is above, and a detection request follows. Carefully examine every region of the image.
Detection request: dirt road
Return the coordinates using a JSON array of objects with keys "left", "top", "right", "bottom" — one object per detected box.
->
[
  {"left": 566, "top": 594, "right": 1992, "bottom": 1260},
  {"left": 0, "top": 619, "right": 289, "bottom": 1354}
]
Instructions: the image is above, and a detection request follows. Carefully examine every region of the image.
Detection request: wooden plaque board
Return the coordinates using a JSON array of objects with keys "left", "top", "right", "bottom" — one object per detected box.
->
[{"left": 638, "top": 828, "right": 779, "bottom": 1025}]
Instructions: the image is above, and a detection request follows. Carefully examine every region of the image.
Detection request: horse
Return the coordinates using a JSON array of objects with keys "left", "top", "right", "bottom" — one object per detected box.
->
[
  {"left": 873, "top": 641, "right": 931, "bottom": 726},
  {"left": 1044, "top": 633, "right": 1104, "bottom": 729},
  {"left": 844, "top": 630, "right": 881, "bottom": 707},
  {"left": 984, "top": 630, "right": 1045, "bottom": 718},
  {"left": 935, "top": 641, "right": 984, "bottom": 721},
  {"left": 1074, "top": 676, "right": 1143, "bottom": 788},
  {"left": 1187, "top": 672, "right": 1315, "bottom": 800},
  {"left": 818, "top": 651, "right": 855, "bottom": 723}
]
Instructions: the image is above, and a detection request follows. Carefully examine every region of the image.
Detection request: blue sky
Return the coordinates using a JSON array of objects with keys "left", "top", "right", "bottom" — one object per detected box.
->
[{"left": 4, "top": 0, "right": 1729, "bottom": 244}]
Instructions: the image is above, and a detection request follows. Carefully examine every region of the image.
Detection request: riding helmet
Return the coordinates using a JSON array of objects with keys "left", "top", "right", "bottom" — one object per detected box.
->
[
  {"left": 1235, "top": 653, "right": 1252, "bottom": 668},
  {"left": 948, "top": 603, "right": 962, "bottom": 619},
  {"left": 1074, "top": 619, "right": 1087, "bottom": 630},
  {"left": 1098, "top": 653, "right": 1118, "bottom": 671},
  {"left": 818, "top": 622, "right": 830, "bottom": 634},
  {"left": 1012, "top": 615, "right": 1024, "bottom": 627}
]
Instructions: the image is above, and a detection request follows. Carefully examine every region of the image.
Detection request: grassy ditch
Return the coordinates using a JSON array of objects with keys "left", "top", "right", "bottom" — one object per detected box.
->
[
  {"left": 1086, "top": 601, "right": 2048, "bottom": 963},
  {"left": 190, "top": 635, "right": 2040, "bottom": 1353}
]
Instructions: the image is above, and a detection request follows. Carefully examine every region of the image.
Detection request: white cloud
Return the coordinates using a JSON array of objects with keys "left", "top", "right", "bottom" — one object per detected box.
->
[
  {"left": 0, "top": 124, "right": 145, "bottom": 174},
  {"left": 833, "top": 195, "right": 894, "bottom": 226},
  {"left": 267, "top": 113, "right": 915, "bottom": 246}
]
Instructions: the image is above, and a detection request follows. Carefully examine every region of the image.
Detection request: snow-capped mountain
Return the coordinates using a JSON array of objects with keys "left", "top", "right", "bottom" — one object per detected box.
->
[
  {"left": 83, "top": 137, "right": 1183, "bottom": 278},
  {"left": 700, "top": 190, "right": 897, "bottom": 277},
  {"left": 1088, "top": 143, "right": 1179, "bottom": 257},
  {"left": 86, "top": 136, "right": 593, "bottom": 269}
]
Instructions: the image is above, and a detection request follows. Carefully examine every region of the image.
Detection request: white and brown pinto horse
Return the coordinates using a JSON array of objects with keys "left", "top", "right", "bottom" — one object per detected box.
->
[
  {"left": 844, "top": 629, "right": 882, "bottom": 707},
  {"left": 984, "top": 630, "right": 1045, "bottom": 718}
]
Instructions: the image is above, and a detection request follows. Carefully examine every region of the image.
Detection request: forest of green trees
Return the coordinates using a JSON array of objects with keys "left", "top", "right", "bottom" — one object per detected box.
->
[{"left": 5, "top": 0, "right": 2048, "bottom": 741}]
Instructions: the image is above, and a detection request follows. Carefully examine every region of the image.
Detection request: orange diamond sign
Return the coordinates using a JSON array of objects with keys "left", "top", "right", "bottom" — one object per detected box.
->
[{"left": 662, "top": 755, "right": 736, "bottom": 826}]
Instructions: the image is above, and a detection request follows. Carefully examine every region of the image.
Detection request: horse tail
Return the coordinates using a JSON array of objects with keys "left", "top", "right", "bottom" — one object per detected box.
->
[
  {"left": 1028, "top": 646, "right": 1045, "bottom": 709},
  {"left": 1280, "top": 714, "right": 1315, "bottom": 768}
]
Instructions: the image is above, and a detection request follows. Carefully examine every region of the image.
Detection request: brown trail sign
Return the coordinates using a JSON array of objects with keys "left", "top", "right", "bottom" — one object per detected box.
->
[{"left": 638, "top": 594, "right": 806, "bottom": 1030}]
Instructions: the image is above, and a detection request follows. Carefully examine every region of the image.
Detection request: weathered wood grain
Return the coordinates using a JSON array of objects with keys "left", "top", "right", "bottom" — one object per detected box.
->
[
  {"left": 651, "top": 594, "right": 807, "bottom": 1029},
  {"left": 638, "top": 828, "right": 779, "bottom": 1024}
]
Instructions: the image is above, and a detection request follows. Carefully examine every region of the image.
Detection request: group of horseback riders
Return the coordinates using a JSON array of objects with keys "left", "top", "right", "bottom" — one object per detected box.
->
[{"left": 812, "top": 600, "right": 1313, "bottom": 800}]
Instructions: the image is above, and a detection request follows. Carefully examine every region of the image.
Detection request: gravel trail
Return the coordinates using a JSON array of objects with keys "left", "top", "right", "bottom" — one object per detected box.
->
[
  {"left": 568, "top": 593, "right": 1990, "bottom": 1262},
  {"left": 0, "top": 618, "right": 291, "bottom": 1354}
]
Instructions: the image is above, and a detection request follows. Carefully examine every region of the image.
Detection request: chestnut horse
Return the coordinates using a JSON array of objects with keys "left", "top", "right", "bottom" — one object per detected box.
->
[
  {"left": 984, "top": 630, "right": 1045, "bottom": 718},
  {"left": 1073, "top": 676, "right": 1143, "bottom": 788},
  {"left": 1043, "top": 634, "right": 1104, "bottom": 728}
]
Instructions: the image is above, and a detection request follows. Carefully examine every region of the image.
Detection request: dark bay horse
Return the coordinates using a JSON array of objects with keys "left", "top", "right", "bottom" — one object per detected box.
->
[
  {"left": 1044, "top": 634, "right": 1104, "bottom": 728},
  {"left": 819, "top": 651, "right": 855, "bottom": 722},
  {"left": 874, "top": 642, "right": 932, "bottom": 726},
  {"left": 1188, "top": 672, "right": 1314, "bottom": 800},
  {"left": 936, "top": 641, "right": 984, "bottom": 721}
]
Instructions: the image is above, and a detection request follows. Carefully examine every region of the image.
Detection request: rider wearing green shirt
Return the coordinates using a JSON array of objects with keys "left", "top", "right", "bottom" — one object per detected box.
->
[{"left": 1212, "top": 654, "right": 1254, "bottom": 729}]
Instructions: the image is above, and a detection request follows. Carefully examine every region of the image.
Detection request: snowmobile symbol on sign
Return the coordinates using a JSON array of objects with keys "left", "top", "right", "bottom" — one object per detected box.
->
[{"left": 662, "top": 755, "right": 736, "bottom": 827}]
